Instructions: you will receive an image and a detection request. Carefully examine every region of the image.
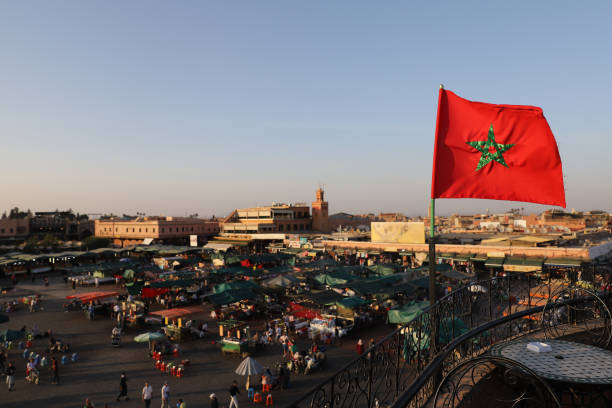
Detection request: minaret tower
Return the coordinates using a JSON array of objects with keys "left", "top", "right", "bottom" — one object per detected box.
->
[{"left": 311, "top": 188, "right": 329, "bottom": 232}]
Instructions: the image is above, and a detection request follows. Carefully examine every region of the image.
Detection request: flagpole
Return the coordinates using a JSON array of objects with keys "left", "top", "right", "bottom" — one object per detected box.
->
[
  {"left": 428, "top": 198, "right": 436, "bottom": 306},
  {"left": 428, "top": 83, "right": 443, "bottom": 307}
]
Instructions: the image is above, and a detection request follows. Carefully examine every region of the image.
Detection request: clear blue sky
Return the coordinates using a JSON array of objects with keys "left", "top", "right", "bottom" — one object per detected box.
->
[{"left": 1, "top": 1, "right": 610, "bottom": 217}]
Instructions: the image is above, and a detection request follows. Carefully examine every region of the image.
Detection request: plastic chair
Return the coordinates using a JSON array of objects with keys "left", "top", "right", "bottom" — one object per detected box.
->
[
  {"left": 247, "top": 387, "right": 255, "bottom": 399},
  {"left": 262, "top": 383, "right": 271, "bottom": 393},
  {"left": 71, "top": 353, "right": 78, "bottom": 362},
  {"left": 266, "top": 394, "right": 274, "bottom": 406},
  {"left": 61, "top": 355, "right": 68, "bottom": 365},
  {"left": 254, "top": 392, "right": 262, "bottom": 403}
]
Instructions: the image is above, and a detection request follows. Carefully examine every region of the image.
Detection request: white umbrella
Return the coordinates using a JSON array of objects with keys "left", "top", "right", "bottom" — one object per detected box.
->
[
  {"left": 235, "top": 356, "right": 265, "bottom": 391},
  {"left": 235, "top": 356, "right": 265, "bottom": 376}
]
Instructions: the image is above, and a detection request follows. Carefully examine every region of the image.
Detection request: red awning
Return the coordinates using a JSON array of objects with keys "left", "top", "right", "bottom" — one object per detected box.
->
[
  {"left": 148, "top": 305, "right": 206, "bottom": 320},
  {"left": 66, "top": 291, "right": 119, "bottom": 303},
  {"left": 142, "top": 287, "right": 169, "bottom": 299}
]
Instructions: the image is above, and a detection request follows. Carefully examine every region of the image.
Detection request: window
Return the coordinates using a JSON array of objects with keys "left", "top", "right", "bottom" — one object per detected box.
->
[
  {"left": 0, "top": 229, "right": 4, "bottom": 233},
  {"left": 176, "top": 228, "right": 179, "bottom": 232},
  {"left": 126, "top": 228, "right": 128, "bottom": 232},
  {"left": 132, "top": 228, "right": 135, "bottom": 232},
  {"left": 115, "top": 228, "right": 118, "bottom": 232},
  {"left": 139, "top": 228, "right": 141, "bottom": 233},
  {"left": 153, "top": 228, "right": 156, "bottom": 233},
  {"left": 294, "top": 224, "right": 298, "bottom": 231},
  {"left": 145, "top": 228, "right": 148, "bottom": 233},
  {"left": 9, "top": 228, "right": 13, "bottom": 233},
  {"left": 278, "top": 225, "right": 284, "bottom": 232},
  {"left": 191, "top": 227, "right": 193, "bottom": 232},
  {"left": 161, "top": 228, "right": 164, "bottom": 233}
]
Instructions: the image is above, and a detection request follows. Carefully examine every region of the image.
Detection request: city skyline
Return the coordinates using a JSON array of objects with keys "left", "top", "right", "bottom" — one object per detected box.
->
[{"left": 1, "top": 2, "right": 611, "bottom": 216}]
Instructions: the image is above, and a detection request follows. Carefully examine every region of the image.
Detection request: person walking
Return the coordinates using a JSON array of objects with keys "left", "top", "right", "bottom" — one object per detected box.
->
[
  {"left": 6, "top": 361, "right": 15, "bottom": 391},
  {"left": 0, "top": 349, "right": 6, "bottom": 373},
  {"left": 209, "top": 393, "right": 219, "bottom": 408},
  {"left": 228, "top": 380, "right": 240, "bottom": 408},
  {"left": 177, "top": 398, "right": 186, "bottom": 408},
  {"left": 356, "top": 339, "right": 364, "bottom": 355},
  {"left": 50, "top": 356, "right": 59, "bottom": 384},
  {"left": 117, "top": 372, "right": 129, "bottom": 401},
  {"left": 161, "top": 381, "right": 170, "bottom": 408},
  {"left": 142, "top": 381, "right": 153, "bottom": 408}
]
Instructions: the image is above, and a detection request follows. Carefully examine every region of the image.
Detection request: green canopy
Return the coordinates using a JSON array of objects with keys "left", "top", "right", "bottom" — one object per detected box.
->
[
  {"left": 407, "top": 276, "right": 430, "bottom": 289},
  {"left": 299, "top": 290, "right": 343, "bottom": 306},
  {"left": 126, "top": 282, "right": 145, "bottom": 296},
  {"left": 367, "top": 263, "right": 400, "bottom": 276},
  {"left": 213, "top": 280, "right": 259, "bottom": 294},
  {"left": 336, "top": 296, "right": 369, "bottom": 310},
  {"left": 0, "top": 329, "right": 25, "bottom": 342},
  {"left": 149, "top": 279, "right": 198, "bottom": 289},
  {"left": 314, "top": 270, "right": 356, "bottom": 286},
  {"left": 225, "top": 255, "right": 242, "bottom": 265},
  {"left": 210, "top": 266, "right": 252, "bottom": 276},
  {"left": 438, "top": 268, "right": 473, "bottom": 281},
  {"left": 206, "top": 289, "right": 257, "bottom": 306},
  {"left": 134, "top": 332, "right": 166, "bottom": 342},
  {"left": 263, "top": 275, "right": 299, "bottom": 288},
  {"left": 387, "top": 300, "right": 429, "bottom": 324},
  {"left": 338, "top": 275, "right": 403, "bottom": 296},
  {"left": 406, "top": 316, "right": 468, "bottom": 353}
]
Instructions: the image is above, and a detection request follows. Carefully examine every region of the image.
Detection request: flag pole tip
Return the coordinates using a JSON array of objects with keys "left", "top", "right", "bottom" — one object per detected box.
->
[{"left": 439, "top": 84, "right": 444, "bottom": 90}]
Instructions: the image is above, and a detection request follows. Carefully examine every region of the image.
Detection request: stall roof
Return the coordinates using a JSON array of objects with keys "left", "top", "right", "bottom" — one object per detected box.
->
[
  {"left": 205, "top": 289, "right": 257, "bottom": 306},
  {"left": 299, "top": 290, "right": 343, "bottom": 306},
  {"left": 66, "top": 291, "right": 119, "bottom": 303},
  {"left": 149, "top": 279, "right": 199, "bottom": 288},
  {"left": 484, "top": 257, "right": 505, "bottom": 268},
  {"left": 544, "top": 258, "right": 584, "bottom": 267},
  {"left": 336, "top": 296, "right": 369, "bottom": 309},
  {"left": 149, "top": 305, "right": 206, "bottom": 320}
]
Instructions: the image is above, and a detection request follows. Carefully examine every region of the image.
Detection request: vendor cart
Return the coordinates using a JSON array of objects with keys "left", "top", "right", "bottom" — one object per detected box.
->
[{"left": 221, "top": 338, "right": 250, "bottom": 357}]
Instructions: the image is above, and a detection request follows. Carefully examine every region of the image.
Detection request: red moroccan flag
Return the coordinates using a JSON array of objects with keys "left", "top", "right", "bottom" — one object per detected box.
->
[{"left": 431, "top": 88, "right": 565, "bottom": 207}]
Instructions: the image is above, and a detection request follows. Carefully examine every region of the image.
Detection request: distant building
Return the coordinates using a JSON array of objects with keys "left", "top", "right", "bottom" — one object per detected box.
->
[
  {"left": 311, "top": 188, "right": 330, "bottom": 232},
  {"left": 95, "top": 216, "right": 220, "bottom": 246},
  {"left": 221, "top": 189, "right": 331, "bottom": 234},
  {"left": 0, "top": 218, "right": 30, "bottom": 241},
  {"left": 222, "top": 204, "right": 311, "bottom": 234}
]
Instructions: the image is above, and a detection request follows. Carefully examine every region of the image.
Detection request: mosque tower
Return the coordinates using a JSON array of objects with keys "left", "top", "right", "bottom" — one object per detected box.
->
[{"left": 311, "top": 188, "right": 329, "bottom": 232}]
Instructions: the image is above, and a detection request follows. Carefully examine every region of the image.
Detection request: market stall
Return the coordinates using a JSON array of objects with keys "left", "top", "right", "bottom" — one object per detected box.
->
[{"left": 149, "top": 305, "right": 207, "bottom": 342}]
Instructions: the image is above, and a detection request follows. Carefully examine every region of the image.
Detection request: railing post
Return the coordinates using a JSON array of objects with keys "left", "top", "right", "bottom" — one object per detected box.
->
[
  {"left": 395, "top": 330, "right": 401, "bottom": 398},
  {"left": 451, "top": 293, "right": 456, "bottom": 342},
  {"left": 488, "top": 279, "right": 493, "bottom": 321},
  {"left": 528, "top": 274, "right": 532, "bottom": 309},
  {"left": 330, "top": 376, "right": 335, "bottom": 408},
  {"left": 416, "top": 318, "right": 422, "bottom": 371},
  {"left": 507, "top": 273, "right": 511, "bottom": 316},
  {"left": 368, "top": 346, "right": 374, "bottom": 408}
]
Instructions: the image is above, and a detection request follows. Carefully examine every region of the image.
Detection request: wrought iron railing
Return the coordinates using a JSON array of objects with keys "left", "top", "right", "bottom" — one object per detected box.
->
[{"left": 288, "top": 269, "right": 611, "bottom": 408}]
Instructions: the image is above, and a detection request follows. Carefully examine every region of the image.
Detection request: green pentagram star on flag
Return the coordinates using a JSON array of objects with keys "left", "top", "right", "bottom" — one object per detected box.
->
[{"left": 466, "top": 124, "right": 514, "bottom": 171}]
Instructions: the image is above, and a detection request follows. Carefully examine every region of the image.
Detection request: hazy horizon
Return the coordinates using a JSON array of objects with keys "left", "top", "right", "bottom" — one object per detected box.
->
[{"left": 2, "top": 2, "right": 611, "bottom": 217}]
